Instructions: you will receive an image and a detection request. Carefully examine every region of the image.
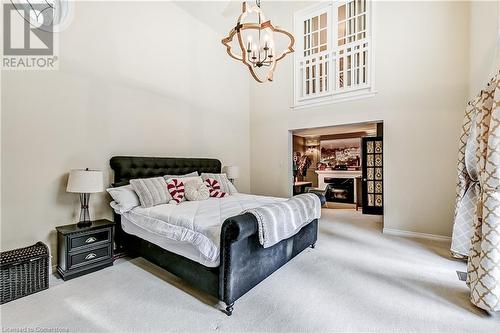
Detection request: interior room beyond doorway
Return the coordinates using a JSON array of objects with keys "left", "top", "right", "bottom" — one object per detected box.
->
[{"left": 291, "top": 122, "right": 384, "bottom": 216}]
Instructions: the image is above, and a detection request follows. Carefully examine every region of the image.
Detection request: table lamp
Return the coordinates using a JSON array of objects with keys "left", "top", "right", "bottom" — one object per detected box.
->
[
  {"left": 224, "top": 166, "right": 239, "bottom": 184},
  {"left": 66, "top": 168, "right": 104, "bottom": 227}
]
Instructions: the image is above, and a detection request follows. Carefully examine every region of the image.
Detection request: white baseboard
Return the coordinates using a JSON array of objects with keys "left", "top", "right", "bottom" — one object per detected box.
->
[{"left": 383, "top": 228, "right": 451, "bottom": 241}]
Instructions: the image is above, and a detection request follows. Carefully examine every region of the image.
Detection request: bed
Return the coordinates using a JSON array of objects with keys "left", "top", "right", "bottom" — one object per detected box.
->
[{"left": 110, "top": 156, "right": 319, "bottom": 316}]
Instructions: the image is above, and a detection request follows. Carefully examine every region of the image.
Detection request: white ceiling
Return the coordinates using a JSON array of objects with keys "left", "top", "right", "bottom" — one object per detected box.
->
[{"left": 173, "top": 1, "right": 242, "bottom": 35}]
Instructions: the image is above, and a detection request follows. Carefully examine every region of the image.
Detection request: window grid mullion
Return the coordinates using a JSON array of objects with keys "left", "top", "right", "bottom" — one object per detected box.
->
[
  {"left": 331, "top": 2, "right": 338, "bottom": 92},
  {"left": 350, "top": 49, "right": 354, "bottom": 87}
]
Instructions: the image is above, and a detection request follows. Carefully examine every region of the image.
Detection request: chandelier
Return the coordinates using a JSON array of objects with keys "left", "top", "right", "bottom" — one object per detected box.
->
[{"left": 222, "top": 0, "right": 295, "bottom": 83}]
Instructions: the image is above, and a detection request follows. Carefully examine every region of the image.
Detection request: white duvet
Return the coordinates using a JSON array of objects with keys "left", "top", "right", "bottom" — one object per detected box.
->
[{"left": 121, "top": 193, "right": 286, "bottom": 266}]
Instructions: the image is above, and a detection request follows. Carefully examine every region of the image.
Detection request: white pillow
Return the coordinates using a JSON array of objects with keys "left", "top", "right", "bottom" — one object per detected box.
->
[
  {"left": 165, "top": 176, "right": 201, "bottom": 184},
  {"left": 200, "top": 173, "right": 238, "bottom": 194},
  {"left": 163, "top": 172, "right": 198, "bottom": 182},
  {"left": 184, "top": 178, "right": 210, "bottom": 201},
  {"left": 107, "top": 185, "right": 140, "bottom": 213},
  {"left": 130, "top": 177, "right": 171, "bottom": 208}
]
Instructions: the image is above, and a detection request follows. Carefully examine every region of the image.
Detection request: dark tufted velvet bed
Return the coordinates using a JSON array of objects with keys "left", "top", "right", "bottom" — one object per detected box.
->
[{"left": 110, "top": 156, "right": 318, "bottom": 316}]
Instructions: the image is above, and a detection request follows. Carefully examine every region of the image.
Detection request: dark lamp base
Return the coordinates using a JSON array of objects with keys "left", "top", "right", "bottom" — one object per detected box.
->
[
  {"left": 77, "top": 220, "right": 92, "bottom": 228},
  {"left": 77, "top": 193, "right": 92, "bottom": 228}
]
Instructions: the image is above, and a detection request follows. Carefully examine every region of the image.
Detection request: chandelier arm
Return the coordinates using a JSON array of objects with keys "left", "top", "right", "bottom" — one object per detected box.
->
[
  {"left": 236, "top": 24, "right": 250, "bottom": 65},
  {"left": 266, "top": 59, "right": 277, "bottom": 81},
  {"left": 222, "top": 29, "right": 243, "bottom": 61},
  {"left": 273, "top": 29, "right": 295, "bottom": 62},
  {"left": 260, "top": 21, "right": 295, "bottom": 62}
]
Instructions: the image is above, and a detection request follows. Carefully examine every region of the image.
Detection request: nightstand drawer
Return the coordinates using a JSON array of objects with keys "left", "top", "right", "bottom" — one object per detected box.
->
[
  {"left": 69, "top": 244, "right": 112, "bottom": 269},
  {"left": 69, "top": 229, "right": 111, "bottom": 251},
  {"left": 56, "top": 219, "right": 114, "bottom": 280}
]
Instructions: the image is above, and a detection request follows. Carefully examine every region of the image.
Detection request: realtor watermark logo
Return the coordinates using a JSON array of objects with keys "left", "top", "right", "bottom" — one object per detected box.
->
[{"left": 2, "top": 0, "right": 62, "bottom": 70}]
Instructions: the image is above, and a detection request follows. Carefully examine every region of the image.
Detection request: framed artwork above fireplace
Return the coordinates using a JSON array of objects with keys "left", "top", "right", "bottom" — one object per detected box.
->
[{"left": 320, "top": 138, "right": 361, "bottom": 169}]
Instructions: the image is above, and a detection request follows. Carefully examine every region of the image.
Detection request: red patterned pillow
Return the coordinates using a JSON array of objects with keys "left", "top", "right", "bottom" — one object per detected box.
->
[
  {"left": 167, "top": 178, "right": 185, "bottom": 204},
  {"left": 205, "top": 178, "right": 226, "bottom": 198}
]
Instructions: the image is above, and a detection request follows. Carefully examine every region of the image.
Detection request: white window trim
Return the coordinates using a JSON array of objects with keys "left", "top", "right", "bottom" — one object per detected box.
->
[{"left": 291, "top": 0, "right": 376, "bottom": 110}]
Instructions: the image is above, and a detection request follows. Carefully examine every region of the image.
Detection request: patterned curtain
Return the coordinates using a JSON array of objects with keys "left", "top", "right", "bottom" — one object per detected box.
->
[
  {"left": 467, "top": 73, "right": 500, "bottom": 312},
  {"left": 452, "top": 72, "right": 500, "bottom": 311}
]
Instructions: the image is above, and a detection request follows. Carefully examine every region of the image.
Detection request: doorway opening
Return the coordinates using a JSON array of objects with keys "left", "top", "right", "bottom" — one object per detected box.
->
[{"left": 290, "top": 121, "right": 384, "bottom": 216}]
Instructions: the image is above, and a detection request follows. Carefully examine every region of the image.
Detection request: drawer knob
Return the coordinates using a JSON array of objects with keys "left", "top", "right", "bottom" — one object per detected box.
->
[
  {"left": 85, "top": 237, "right": 97, "bottom": 243},
  {"left": 85, "top": 253, "right": 97, "bottom": 260}
]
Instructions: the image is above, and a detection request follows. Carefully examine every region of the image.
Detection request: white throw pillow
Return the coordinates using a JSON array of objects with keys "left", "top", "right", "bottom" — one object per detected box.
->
[
  {"left": 130, "top": 177, "right": 171, "bottom": 208},
  {"left": 200, "top": 173, "right": 238, "bottom": 194},
  {"left": 165, "top": 176, "right": 201, "bottom": 184},
  {"left": 107, "top": 185, "right": 140, "bottom": 213},
  {"left": 163, "top": 172, "right": 198, "bottom": 182},
  {"left": 184, "top": 178, "right": 210, "bottom": 201}
]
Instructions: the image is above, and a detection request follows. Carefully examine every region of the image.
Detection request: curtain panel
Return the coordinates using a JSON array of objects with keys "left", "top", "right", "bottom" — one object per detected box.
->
[
  {"left": 467, "top": 73, "right": 500, "bottom": 312},
  {"left": 452, "top": 72, "right": 500, "bottom": 312}
]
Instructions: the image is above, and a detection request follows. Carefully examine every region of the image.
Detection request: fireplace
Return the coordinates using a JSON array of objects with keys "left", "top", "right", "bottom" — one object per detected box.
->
[{"left": 324, "top": 178, "right": 355, "bottom": 204}]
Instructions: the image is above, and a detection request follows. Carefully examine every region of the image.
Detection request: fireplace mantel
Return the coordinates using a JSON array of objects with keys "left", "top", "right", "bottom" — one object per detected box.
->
[{"left": 315, "top": 170, "right": 362, "bottom": 190}]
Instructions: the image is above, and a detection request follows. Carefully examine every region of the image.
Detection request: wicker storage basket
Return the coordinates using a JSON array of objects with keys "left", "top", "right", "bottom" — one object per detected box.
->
[{"left": 1, "top": 241, "right": 49, "bottom": 304}]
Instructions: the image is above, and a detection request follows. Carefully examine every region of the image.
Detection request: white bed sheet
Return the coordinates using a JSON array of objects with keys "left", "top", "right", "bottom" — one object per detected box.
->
[{"left": 119, "top": 193, "right": 286, "bottom": 267}]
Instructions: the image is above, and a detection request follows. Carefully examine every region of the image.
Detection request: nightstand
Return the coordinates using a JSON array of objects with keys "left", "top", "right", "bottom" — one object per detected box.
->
[{"left": 56, "top": 219, "right": 114, "bottom": 281}]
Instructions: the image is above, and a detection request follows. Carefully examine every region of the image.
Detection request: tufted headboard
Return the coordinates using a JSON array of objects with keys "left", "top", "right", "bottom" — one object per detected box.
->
[{"left": 109, "top": 156, "right": 221, "bottom": 187}]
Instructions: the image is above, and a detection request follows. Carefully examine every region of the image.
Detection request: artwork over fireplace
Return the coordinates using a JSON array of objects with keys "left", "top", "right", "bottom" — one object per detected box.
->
[{"left": 320, "top": 138, "right": 361, "bottom": 169}]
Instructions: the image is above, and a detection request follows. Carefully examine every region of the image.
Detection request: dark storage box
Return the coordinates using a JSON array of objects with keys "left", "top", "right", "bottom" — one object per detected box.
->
[{"left": 1, "top": 242, "right": 49, "bottom": 304}]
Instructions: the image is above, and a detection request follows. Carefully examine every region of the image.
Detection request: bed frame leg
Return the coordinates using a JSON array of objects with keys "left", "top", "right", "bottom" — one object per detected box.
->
[
  {"left": 310, "top": 242, "right": 316, "bottom": 249},
  {"left": 225, "top": 302, "right": 234, "bottom": 316}
]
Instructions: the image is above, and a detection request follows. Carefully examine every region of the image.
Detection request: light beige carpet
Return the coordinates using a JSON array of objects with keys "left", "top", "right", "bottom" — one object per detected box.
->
[{"left": 1, "top": 209, "right": 499, "bottom": 332}]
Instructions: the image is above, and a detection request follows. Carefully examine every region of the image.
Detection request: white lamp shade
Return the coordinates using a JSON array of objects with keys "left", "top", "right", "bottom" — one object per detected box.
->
[
  {"left": 66, "top": 169, "right": 104, "bottom": 193},
  {"left": 224, "top": 166, "right": 239, "bottom": 179}
]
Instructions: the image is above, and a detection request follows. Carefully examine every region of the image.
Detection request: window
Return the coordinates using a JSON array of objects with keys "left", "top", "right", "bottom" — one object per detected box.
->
[{"left": 294, "top": 0, "right": 374, "bottom": 108}]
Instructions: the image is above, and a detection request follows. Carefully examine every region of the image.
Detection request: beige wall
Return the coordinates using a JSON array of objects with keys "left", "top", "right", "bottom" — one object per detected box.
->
[
  {"left": 249, "top": 1, "right": 471, "bottom": 237},
  {"left": 469, "top": 0, "right": 499, "bottom": 97},
  {"left": 0, "top": 2, "right": 251, "bottom": 258}
]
